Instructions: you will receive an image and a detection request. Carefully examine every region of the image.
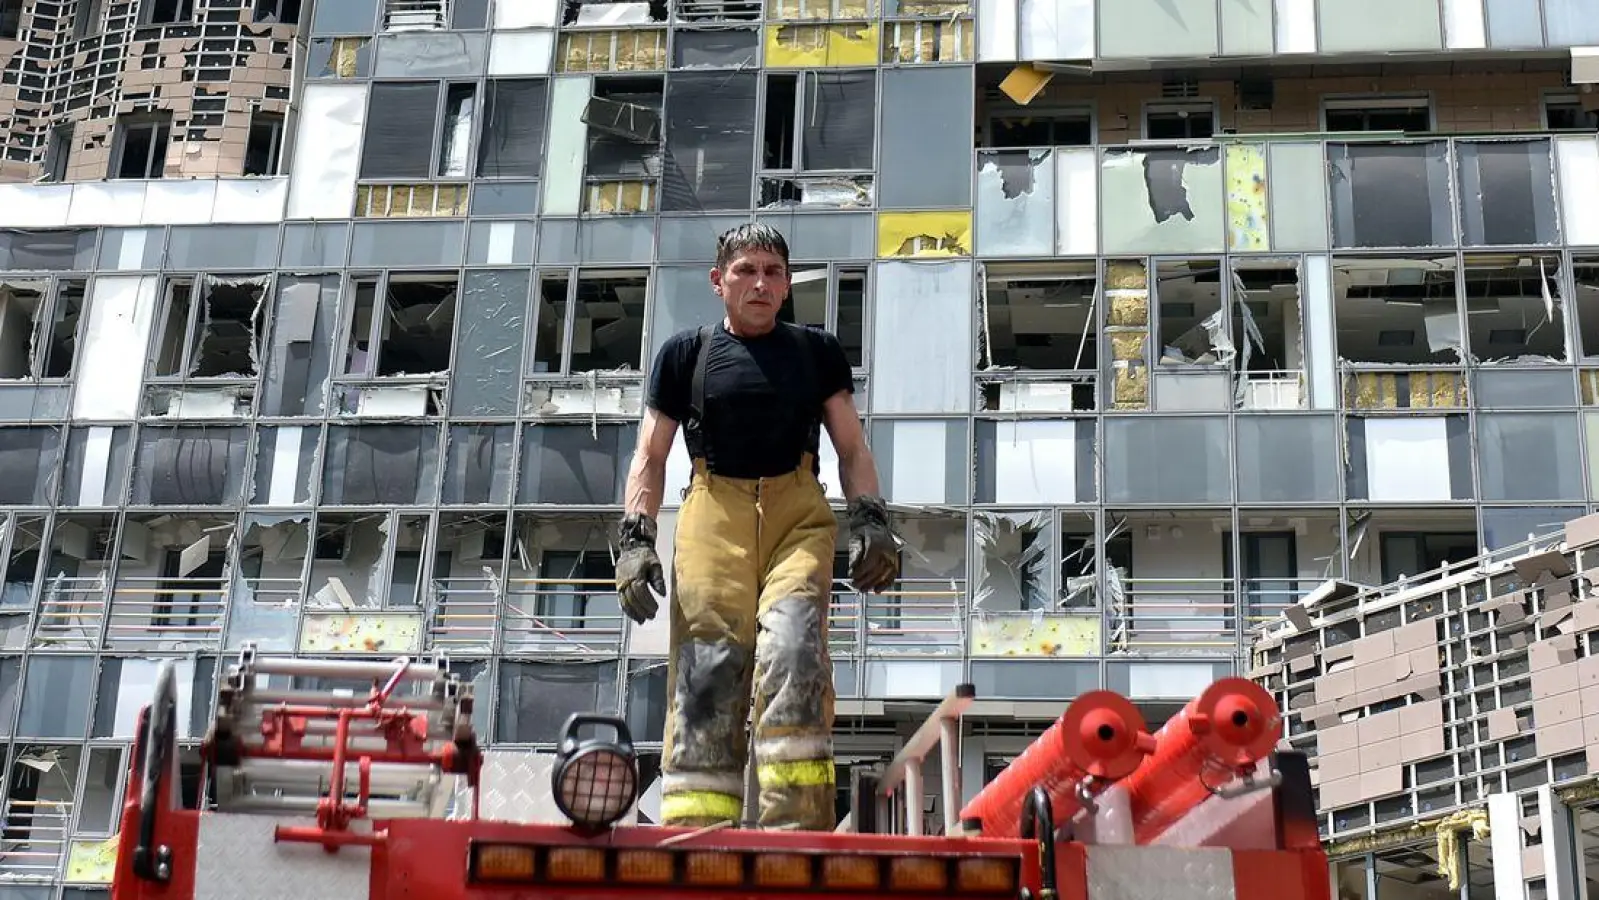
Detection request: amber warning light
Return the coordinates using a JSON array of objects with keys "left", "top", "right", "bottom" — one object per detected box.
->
[{"left": 466, "top": 841, "right": 1021, "bottom": 895}]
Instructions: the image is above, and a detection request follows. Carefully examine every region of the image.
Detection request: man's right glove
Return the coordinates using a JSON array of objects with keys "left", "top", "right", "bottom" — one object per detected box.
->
[
  {"left": 615, "top": 514, "right": 666, "bottom": 624},
  {"left": 846, "top": 495, "right": 899, "bottom": 594}
]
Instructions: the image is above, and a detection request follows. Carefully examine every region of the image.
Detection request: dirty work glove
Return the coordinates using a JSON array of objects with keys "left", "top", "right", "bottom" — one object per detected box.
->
[
  {"left": 847, "top": 495, "right": 899, "bottom": 594},
  {"left": 616, "top": 514, "right": 666, "bottom": 624}
]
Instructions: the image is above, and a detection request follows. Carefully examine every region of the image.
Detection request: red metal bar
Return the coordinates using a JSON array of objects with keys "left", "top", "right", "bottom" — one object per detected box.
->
[
  {"left": 1119, "top": 678, "right": 1283, "bottom": 844},
  {"left": 959, "top": 690, "right": 1156, "bottom": 838}
]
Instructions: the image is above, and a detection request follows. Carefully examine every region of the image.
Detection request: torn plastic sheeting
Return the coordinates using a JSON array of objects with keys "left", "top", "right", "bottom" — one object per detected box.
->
[
  {"left": 971, "top": 510, "right": 1052, "bottom": 612},
  {"left": 876, "top": 210, "right": 972, "bottom": 257},
  {"left": 763, "top": 23, "right": 880, "bottom": 67}
]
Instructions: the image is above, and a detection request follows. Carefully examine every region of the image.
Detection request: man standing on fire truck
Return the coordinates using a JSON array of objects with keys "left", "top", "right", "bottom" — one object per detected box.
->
[{"left": 613, "top": 223, "right": 900, "bottom": 832}]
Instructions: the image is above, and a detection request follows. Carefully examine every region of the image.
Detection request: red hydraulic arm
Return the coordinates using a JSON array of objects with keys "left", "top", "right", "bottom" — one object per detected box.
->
[{"left": 958, "top": 690, "right": 1156, "bottom": 838}]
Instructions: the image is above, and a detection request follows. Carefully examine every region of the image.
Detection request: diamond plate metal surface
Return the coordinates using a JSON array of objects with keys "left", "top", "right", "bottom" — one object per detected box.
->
[
  {"left": 447, "top": 749, "right": 566, "bottom": 824},
  {"left": 194, "top": 815, "right": 373, "bottom": 900},
  {"left": 1086, "top": 846, "right": 1237, "bottom": 900}
]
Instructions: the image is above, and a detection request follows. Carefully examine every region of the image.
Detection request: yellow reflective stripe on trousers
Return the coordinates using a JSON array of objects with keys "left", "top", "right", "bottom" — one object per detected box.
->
[
  {"left": 660, "top": 790, "right": 743, "bottom": 822},
  {"left": 756, "top": 759, "right": 836, "bottom": 789}
]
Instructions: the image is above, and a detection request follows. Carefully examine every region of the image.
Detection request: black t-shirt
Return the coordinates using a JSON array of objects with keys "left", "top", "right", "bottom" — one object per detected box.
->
[{"left": 647, "top": 322, "right": 854, "bottom": 479}]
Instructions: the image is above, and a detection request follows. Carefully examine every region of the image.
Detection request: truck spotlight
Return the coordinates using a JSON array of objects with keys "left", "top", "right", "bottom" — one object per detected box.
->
[{"left": 551, "top": 714, "right": 639, "bottom": 831}]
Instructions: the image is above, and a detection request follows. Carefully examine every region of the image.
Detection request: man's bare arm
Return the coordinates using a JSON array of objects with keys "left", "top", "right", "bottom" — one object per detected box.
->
[
  {"left": 625, "top": 406, "right": 680, "bottom": 520},
  {"left": 821, "top": 389, "right": 880, "bottom": 501}
]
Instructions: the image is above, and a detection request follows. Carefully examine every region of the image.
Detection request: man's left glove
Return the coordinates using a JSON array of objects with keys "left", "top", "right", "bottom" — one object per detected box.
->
[
  {"left": 616, "top": 514, "right": 666, "bottom": 624},
  {"left": 847, "top": 495, "right": 899, "bottom": 594}
]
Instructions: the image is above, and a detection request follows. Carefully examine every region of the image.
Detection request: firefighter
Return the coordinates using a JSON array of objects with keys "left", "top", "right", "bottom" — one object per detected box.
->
[{"left": 614, "top": 223, "right": 900, "bottom": 832}]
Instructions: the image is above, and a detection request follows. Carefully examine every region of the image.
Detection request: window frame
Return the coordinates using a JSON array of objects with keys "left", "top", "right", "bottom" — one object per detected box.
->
[
  {"left": 335, "top": 270, "right": 463, "bottom": 383},
  {"left": 0, "top": 277, "right": 87, "bottom": 383},
  {"left": 528, "top": 266, "right": 651, "bottom": 379},
  {"left": 109, "top": 111, "right": 175, "bottom": 180},
  {"left": 1320, "top": 94, "right": 1436, "bottom": 133},
  {"left": 1140, "top": 99, "right": 1217, "bottom": 141},
  {"left": 760, "top": 69, "right": 879, "bottom": 175},
  {"left": 359, "top": 79, "right": 483, "bottom": 182},
  {"left": 145, "top": 273, "right": 273, "bottom": 385}
]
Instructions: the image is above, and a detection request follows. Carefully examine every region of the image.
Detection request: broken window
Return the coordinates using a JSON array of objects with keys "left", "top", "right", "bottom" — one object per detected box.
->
[
  {"left": 243, "top": 111, "right": 285, "bottom": 177},
  {"left": 1099, "top": 147, "right": 1224, "bottom": 254},
  {"left": 1545, "top": 94, "right": 1599, "bottom": 131},
  {"left": 0, "top": 428, "right": 62, "bottom": 505},
  {"left": 496, "top": 661, "right": 620, "bottom": 743},
  {"left": 1328, "top": 141, "right": 1453, "bottom": 249},
  {"left": 0, "top": 516, "right": 46, "bottom": 644},
  {"left": 263, "top": 276, "right": 337, "bottom": 418},
  {"left": 1230, "top": 259, "right": 1304, "bottom": 410},
  {"left": 30, "top": 514, "right": 115, "bottom": 649},
  {"left": 107, "top": 517, "right": 232, "bottom": 651},
  {"left": 227, "top": 515, "right": 309, "bottom": 651},
  {"left": 476, "top": 79, "right": 548, "bottom": 179},
  {"left": 986, "top": 108, "right": 1093, "bottom": 148},
  {"left": 980, "top": 261, "right": 1097, "bottom": 373},
  {"left": 150, "top": 275, "right": 268, "bottom": 380},
  {"left": 143, "top": 0, "right": 194, "bottom": 24},
  {"left": 359, "top": 81, "right": 479, "bottom": 180},
  {"left": 973, "top": 512, "right": 1051, "bottom": 612},
  {"left": 383, "top": 0, "right": 449, "bottom": 30},
  {"left": 322, "top": 425, "right": 440, "bottom": 505},
  {"left": 110, "top": 112, "right": 173, "bottom": 180},
  {"left": 1333, "top": 257, "right": 1462, "bottom": 365},
  {"left": 1322, "top": 96, "right": 1432, "bottom": 132},
  {"left": 582, "top": 76, "right": 663, "bottom": 213},
  {"left": 530, "top": 269, "right": 647, "bottom": 375},
  {"left": 42, "top": 124, "right": 72, "bottom": 183},
  {"left": 783, "top": 264, "right": 865, "bottom": 366},
  {"left": 76, "top": 747, "right": 125, "bottom": 834},
  {"left": 0, "top": 278, "right": 83, "bottom": 380},
  {"left": 1456, "top": 139, "right": 1560, "bottom": 247},
  {"left": 564, "top": 0, "right": 667, "bottom": 24},
  {"left": 252, "top": 0, "right": 302, "bottom": 22},
  {"left": 432, "top": 515, "right": 506, "bottom": 650},
  {"left": 758, "top": 71, "right": 875, "bottom": 208},
  {"left": 131, "top": 427, "right": 249, "bottom": 506},
  {"left": 1155, "top": 259, "right": 1230, "bottom": 367},
  {"left": 661, "top": 71, "right": 756, "bottom": 211},
  {"left": 975, "top": 149, "right": 1054, "bottom": 257},
  {"left": 1144, "top": 101, "right": 1214, "bottom": 140},
  {"left": 1462, "top": 254, "right": 1565, "bottom": 363},
  {"left": 1, "top": 744, "right": 80, "bottom": 872},
  {"left": 340, "top": 273, "right": 458, "bottom": 381},
  {"left": 502, "top": 515, "right": 619, "bottom": 651}
]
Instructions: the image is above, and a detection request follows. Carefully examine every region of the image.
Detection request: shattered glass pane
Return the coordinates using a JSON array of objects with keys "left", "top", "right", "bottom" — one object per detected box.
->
[
  {"left": 451, "top": 271, "right": 529, "bottom": 416},
  {"left": 1477, "top": 413, "right": 1582, "bottom": 502},
  {"left": 1328, "top": 142, "right": 1454, "bottom": 249},
  {"left": 975, "top": 149, "right": 1054, "bottom": 257},
  {"left": 0, "top": 427, "right": 61, "bottom": 505},
  {"left": 1333, "top": 257, "right": 1462, "bottom": 365},
  {"left": 972, "top": 512, "right": 1052, "bottom": 612},
  {"left": 1463, "top": 255, "right": 1566, "bottom": 363},
  {"left": 1456, "top": 140, "right": 1559, "bottom": 246},
  {"left": 1100, "top": 147, "right": 1225, "bottom": 254}
]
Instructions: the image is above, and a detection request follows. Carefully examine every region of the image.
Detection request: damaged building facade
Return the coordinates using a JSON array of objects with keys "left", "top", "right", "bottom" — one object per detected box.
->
[{"left": 1, "top": 0, "right": 1599, "bottom": 894}]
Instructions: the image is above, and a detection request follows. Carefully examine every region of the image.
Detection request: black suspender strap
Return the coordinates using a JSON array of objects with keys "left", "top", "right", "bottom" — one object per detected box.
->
[{"left": 688, "top": 324, "right": 715, "bottom": 430}]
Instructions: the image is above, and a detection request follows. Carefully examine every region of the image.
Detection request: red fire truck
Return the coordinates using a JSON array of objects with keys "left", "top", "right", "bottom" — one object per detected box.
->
[{"left": 109, "top": 646, "right": 1332, "bottom": 900}]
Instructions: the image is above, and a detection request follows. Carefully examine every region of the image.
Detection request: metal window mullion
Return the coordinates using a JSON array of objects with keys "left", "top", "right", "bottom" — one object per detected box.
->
[
  {"left": 560, "top": 267, "right": 580, "bottom": 376},
  {"left": 181, "top": 270, "right": 211, "bottom": 381},
  {"left": 368, "top": 271, "right": 391, "bottom": 376}
]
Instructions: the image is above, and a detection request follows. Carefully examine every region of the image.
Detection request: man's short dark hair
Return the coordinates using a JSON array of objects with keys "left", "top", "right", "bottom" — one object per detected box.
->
[{"left": 715, "top": 223, "right": 790, "bottom": 272}]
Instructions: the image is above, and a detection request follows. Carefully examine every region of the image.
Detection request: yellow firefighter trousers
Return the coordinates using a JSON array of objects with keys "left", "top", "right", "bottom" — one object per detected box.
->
[{"left": 659, "top": 453, "right": 838, "bottom": 831}]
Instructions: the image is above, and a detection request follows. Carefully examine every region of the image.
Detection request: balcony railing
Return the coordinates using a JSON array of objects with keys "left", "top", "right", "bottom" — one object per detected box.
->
[
  {"left": 500, "top": 578, "right": 626, "bottom": 657},
  {"left": 1107, "top": 577, "right": 1238, "bottom": 655},
  {"left": 0, "top": 798, "right": 73, "bottom": 880},
  {"left": 104, "top": 576, "right": 226, "bottom": 651},
  {"left": 427, "top": 577, "right": 498, "bottom": 652},
  {"left": 828, "top": 577, "right": 967, "bottom": 657},
  {"left": 30, "top": 574, "right": 108, "bottom": 649}
]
